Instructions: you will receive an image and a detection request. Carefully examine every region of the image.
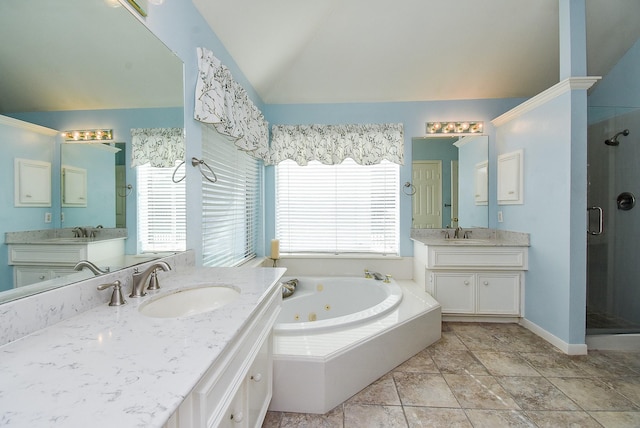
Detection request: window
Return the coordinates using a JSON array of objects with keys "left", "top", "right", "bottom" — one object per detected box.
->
[
  {"left": 276, "top": 159, "right": 399, "bottom": 255},
  {"left": 136, "top": 162, "right": 186, "bottom": 252},
  {"left": 201, "top": 124, "right": 262, "bottom": 267}
]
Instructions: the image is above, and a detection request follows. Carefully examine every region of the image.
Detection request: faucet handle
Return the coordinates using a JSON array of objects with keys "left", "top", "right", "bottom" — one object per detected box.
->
[
  {"left": 364, "top": 269, "right": 372, "bottom": 279},
  {"left": 97, "top": 280, "right": 126, "bottom": 306},
  {"left": 383, "top": 274, "right": 392, "bottom": 283},
  {"left": 147, "top": 270, "right": 160, "bottom": 291}
]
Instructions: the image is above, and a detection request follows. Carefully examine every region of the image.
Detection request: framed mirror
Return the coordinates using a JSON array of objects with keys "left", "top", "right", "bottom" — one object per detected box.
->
[{"left": 411, "top": 135, "right": 488, "bottom": 229}]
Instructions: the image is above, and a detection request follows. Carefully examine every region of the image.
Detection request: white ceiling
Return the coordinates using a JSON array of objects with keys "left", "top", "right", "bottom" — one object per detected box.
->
[
  {"left": 0, "top": 0, "right": 183, "bottom": 114},
  {"left": 193, "top": 0, "right": 640, "bottom": 104},
  {"left": 1, "top": 0, "right": 638, "bottom": 113}
]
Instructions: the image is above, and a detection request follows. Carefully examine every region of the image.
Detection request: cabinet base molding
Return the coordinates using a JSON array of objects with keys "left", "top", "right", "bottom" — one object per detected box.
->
[{"left": 442, "top": 315, "right": 521, "bottom": 323}]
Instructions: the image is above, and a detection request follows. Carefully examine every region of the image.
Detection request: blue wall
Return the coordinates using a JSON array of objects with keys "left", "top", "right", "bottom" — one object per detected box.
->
[
  {"left": 263, "top": 99, "right": 524, "bottom": 256},
  {"left": 8, "top": 108, "right": 183, "bottom": 255},
  {"left": 0, "top": 119, "right": 57, "bottom": 290}
]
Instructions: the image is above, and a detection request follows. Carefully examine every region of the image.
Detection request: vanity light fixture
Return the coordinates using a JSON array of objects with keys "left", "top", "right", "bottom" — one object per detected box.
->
[
  {"left": 62, "top": 129, "right": 113, "bottom": 142},
  {"left": 426, "top": 121, "right": 483, "bottom": 135}
]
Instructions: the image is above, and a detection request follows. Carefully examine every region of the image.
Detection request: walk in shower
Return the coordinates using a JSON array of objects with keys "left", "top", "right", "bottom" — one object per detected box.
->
[{"left": 587, "top": 105, "right": 640, "bottom": 335}]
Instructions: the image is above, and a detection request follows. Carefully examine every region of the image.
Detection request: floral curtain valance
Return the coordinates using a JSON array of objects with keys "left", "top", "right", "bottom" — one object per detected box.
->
[
  {"left": 130, "top": 128, "right": 185, "bottom": 168},
  {"left": 194, "top": 47, "right": 270, "bottom": 161},
  {"left": 268, "top": 123, "right": 404, "bottom": 166}
]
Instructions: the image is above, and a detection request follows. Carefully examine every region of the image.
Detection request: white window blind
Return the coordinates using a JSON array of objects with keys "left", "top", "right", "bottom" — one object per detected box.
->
[
  {"left": 136, "top": 162, "right": 186, "bottom": 252},
  {"left": 202, "top": 124, "right": 262, "bottom": 267},
  {"left": 276, "top": 159, "right": 399, "bottom": 255}
]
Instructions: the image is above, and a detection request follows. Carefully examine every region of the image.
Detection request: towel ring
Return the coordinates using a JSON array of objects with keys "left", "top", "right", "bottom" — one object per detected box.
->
[
  {"left": 191, "top": 157, "right": 217, "bottom": 183},
  {"left": 171, "top": 160, "right": 186, "bottom": 183},
  {"left": 403, "top": 182, "right": 416, "bottom": 196},
  {"left": 117, "top": 184, "right": 133, "bottom": 197}
]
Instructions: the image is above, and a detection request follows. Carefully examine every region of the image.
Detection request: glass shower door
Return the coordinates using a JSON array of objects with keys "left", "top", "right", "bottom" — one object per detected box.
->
[{"left": 586, "top": 106, "right": 640, "bottom": 334}]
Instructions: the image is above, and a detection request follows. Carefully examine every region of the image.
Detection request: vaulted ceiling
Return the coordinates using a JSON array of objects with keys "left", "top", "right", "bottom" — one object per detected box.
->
[
  {"left": 1, "top": 0, "right": 638, "bottom": 114},
  {"left": 193, "top": 0, "right": 640, "bottom": 104}
]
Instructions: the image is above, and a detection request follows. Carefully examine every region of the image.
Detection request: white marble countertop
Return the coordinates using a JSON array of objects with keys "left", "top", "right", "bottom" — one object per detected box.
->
[
  {"left": 411, "top": 237, "right": 527, "bottom": 247},
  {"left": 0, "top": 266, "right": 286, "bottom": 428}
]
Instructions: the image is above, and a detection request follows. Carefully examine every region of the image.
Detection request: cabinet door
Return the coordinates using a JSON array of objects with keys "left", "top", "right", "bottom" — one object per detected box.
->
[
  {"left": 246, "top": 335, "right": 272, "bottom": 428},
  {"left": 497, "top": 150, "right": 523, "bottom": 205},
  {"left": 218, "top": 386, "right": 247, "bottom": 428},
  {"left": 476, "top": 273, "right": 520, "bottom": 315},
  {"left": 15, "top": 267, "right": 50, "bottom": 287},
  {"left": 432, "top": 272, "right": 475, "bottom": 313}
]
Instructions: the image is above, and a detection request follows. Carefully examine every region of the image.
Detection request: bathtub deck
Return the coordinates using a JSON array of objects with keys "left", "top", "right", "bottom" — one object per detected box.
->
[{"left": 270, "top": 280, "right": 441, "bottom": 414}]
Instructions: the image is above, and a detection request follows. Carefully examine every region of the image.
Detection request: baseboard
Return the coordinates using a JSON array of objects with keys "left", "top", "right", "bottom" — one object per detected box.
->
[
  {"left": 586, "top": 334, "right": 640, "bottom": 351},
  {"left": 519, "top": 318, "right": 588, "bottom": 355}
]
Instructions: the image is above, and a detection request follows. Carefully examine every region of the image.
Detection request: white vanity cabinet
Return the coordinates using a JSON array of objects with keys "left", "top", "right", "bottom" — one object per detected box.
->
[
  {"left": 415, "top": 241, "right": 528, "bottom": 318},
  {"left": 164, "top": 286, "right": 281, "bottom": 428},
  {"left": 8, "top": 239, "right": 125, "bottom": 287}
]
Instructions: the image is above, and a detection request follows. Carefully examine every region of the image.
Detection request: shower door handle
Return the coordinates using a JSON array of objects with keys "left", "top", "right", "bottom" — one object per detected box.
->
[{"left": 587, "top": 206, "right": 603, "bottom": 235}]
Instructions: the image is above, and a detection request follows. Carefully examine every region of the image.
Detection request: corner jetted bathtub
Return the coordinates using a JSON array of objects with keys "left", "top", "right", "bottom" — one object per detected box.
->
[
  {"left": 270, "top": 275, "right": 441, "bottom": 414},
  {"left": 274, "top": 276, "right": 403, "bottom": 334}
]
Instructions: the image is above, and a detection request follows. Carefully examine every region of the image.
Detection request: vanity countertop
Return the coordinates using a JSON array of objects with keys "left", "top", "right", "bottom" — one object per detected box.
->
[
  {"left": 410, "top": 228, "right": 530, "bottom": 247},
  {"left": 411, "top": 237, "right": 529, "bottom": 247},
  {"left": 0, "top": 266, "right": 286, "bottom": 428}
]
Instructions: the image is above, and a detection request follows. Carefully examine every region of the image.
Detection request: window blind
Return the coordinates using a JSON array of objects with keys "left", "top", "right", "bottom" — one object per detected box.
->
[
  {"left": 201, "top": 124, "right": 262, "bottom": 267},
  {"left": 136, "top": 162, "right": 186, "bottom": 252},
  {"left": 276, "top": 159, "right": 399, "bottom": 255}
]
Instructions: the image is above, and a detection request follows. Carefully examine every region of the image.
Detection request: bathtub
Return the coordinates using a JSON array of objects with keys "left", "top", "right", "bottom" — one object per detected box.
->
[
  {"left": 270, "top": 275, "right": 441, "bottom": 414},
  {"left": 274, "top": 276, "right": 403, "bottom": 334}
]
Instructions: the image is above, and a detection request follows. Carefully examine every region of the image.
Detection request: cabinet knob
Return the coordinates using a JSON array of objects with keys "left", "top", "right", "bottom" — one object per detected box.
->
[
  {"left": 39, "top": 275, "right": 46, "bottom": 280},
  {"left": 483, "top": 281, "right": 489, "bottom": 286},
  {"left": 230, "top": 411, "right": 244, "bottom": 423},
  {"left": 464, "top": 280, "right": 470, "bottom": 285},
  {"left": 251, "top": 373, "right": 263, "bottom": 382}
]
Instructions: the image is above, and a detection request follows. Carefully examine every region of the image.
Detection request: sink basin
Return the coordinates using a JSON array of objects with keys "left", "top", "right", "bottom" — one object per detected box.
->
[{"left": 139, "top": 286, "right": 240, "bottom": 318}]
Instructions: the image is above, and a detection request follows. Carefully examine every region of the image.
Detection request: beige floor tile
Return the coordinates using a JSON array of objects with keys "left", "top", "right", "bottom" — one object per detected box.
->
[
  {"left": 472, "top": 351, "right": 541, "bottom": 377},
  {"left": 571, "top": 352, "right": 640, "bottom": 377},
  {"left": 548, "top": 377, "right": 638, "bottom": 411},
  {"left": 262, "top": 411, "right": 282, "bottom": 428},
  {"left": 443, "top": 373, "right": 520, "bottom": 410},
  {"left": 343, "top": 403, "right": 407, "bottom": 428},
  {"left": 519, "top": 352, "right": 590, "bottom": 377},
  {"left": 393, "top": 349, "right": 439, "bottom": 373},
  {"left": 603, "top": 352, "right": 640, "bottom": 374},
  {"left": 431, "top": 350, "right": 489, "bottom": 375},
  {"left": 426, "top": 331, "right": 468, "bottom": 354},
  {"left": 393, "top": 372, "right": 459, "bottom": 408},
  {"left": 403, "top": 407, "right": 472, "bottom": 427},
  {"left": 280, "top": 405, "right": 344, "bottom": 428},
  {"left": 598, "top": 376, "right": 640, "bottom": 407},
  {"left": 464, "top": 409, "right": 537, "bottom": 427},
  {"left": 525, "top": 410, "right": 602, "bottom": 427},
  {"left": 346, "top": 373, "right": 401, "bottom": 406},
  {"left": 589, "top": 411, "right": 640, "bottom": 427},
  {"left": 497, "top": 376, "right": 581, "bottom": 410}
]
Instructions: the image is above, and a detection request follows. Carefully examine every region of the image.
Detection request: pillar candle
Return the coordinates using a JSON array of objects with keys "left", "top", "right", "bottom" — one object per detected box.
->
[{"left": 271, "top": 239, "right": 280, "bottom": 260}]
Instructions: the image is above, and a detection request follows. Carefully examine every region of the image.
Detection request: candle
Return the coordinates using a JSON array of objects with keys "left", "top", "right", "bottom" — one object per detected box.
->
[{"left": 271, "top": 239, "right": 280, "bottom": 260}]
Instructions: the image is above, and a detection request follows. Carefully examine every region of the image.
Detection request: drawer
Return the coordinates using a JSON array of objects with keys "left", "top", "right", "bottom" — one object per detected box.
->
[{"left": 427, "top": 246, "right": 527, "bottom": 270}]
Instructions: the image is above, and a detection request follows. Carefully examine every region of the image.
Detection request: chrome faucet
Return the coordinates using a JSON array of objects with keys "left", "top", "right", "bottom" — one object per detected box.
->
[
  {"left": 74, "top": 260, "right": 109, "bottom": 275},
  {"left": 454, "top": 227, "right": 462, "bottom": 239},
  {"left": 130, "top": 261, "right": 171, "bottom": 298}
]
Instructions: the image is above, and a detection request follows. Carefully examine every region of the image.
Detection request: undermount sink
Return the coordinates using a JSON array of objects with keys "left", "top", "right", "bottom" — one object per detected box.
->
[{"left": 139, "top": 286, "right": 240, "bottom": 318}]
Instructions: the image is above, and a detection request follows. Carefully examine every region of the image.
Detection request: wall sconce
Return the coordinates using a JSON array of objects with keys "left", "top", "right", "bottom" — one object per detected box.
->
[
  {"left": 426, "top": 121, "right": 483, "bottom": 135},
  {"left": 62, "top": 129, "right": 113, "bottom": 142}
]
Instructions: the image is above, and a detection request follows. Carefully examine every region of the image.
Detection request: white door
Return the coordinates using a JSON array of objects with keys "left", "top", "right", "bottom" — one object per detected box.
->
[{"left": 412, "top": 161, "right": 442, "bottom": 228}]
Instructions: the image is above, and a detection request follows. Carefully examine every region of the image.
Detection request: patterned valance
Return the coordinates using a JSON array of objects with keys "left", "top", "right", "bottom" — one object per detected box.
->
[
  {"left": 268, "top": 123, "right": 404, "bottom": 166},
  {"left": 194, "top": 47, "right": 269, "bottom": 161},
  {"left": 130, "top": 128, "right": 185, "bottom": 168}
]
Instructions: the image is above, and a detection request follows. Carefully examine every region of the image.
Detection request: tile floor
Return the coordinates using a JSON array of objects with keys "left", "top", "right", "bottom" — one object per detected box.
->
[{"left": 262, "top": 322, "right": 640, "bottom": 427}]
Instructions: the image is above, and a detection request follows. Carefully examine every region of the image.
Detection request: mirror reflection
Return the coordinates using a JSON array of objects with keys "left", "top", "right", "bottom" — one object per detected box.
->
[
  {"left": 0, "top": 0, "right": 184, "bottom": 301},
  {"left": 411, "top": 135, "right": 488, "bottom": 229}
]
